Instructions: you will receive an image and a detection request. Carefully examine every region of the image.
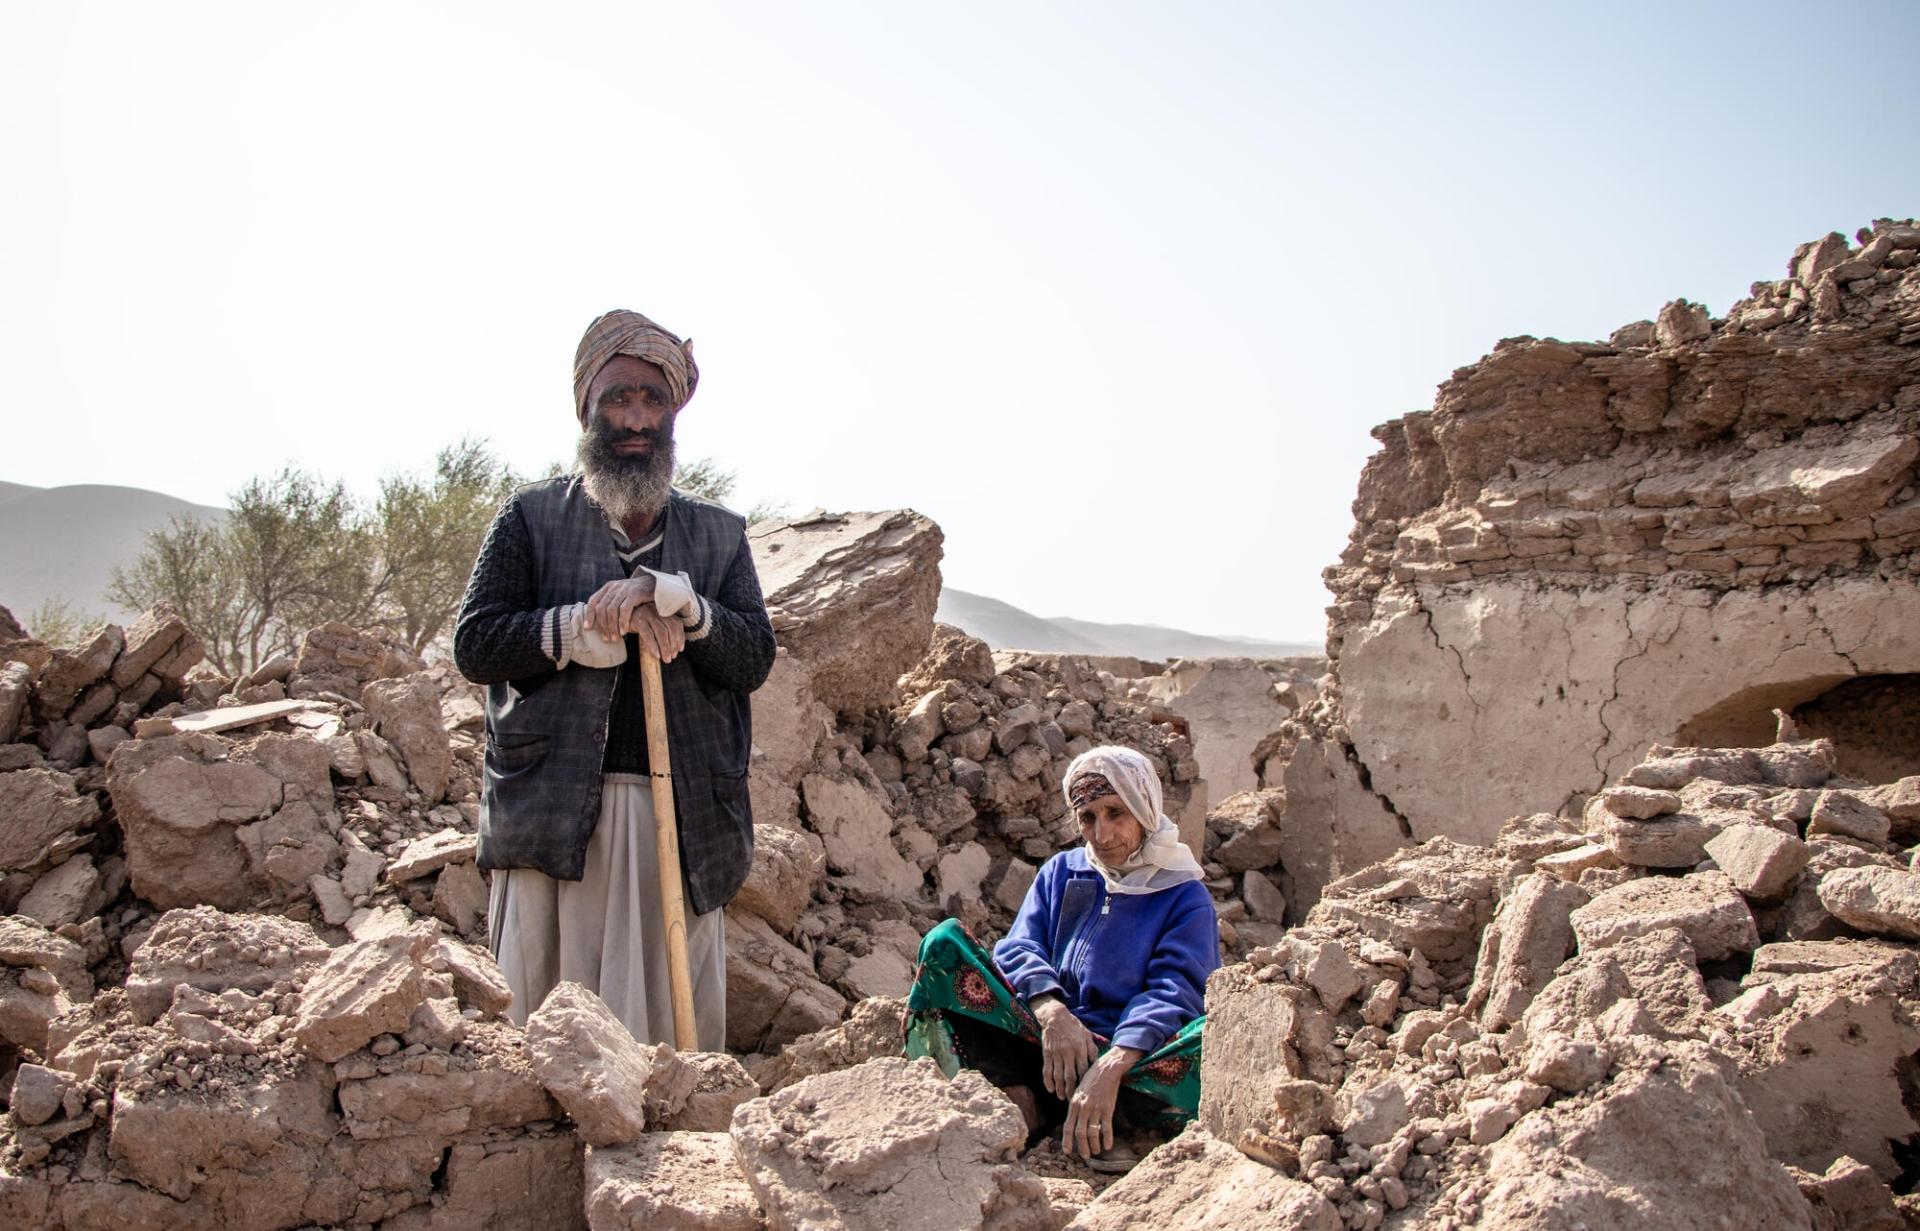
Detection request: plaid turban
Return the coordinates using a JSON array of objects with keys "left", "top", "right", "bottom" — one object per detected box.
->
[{"left": 572, "top": 309, "right": 700, "bottom": 423}]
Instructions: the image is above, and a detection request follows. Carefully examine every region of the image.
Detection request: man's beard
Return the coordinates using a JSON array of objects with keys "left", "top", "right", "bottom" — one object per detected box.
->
[{"left": 578, "top": 415, "right": 676, "bottom": 526}]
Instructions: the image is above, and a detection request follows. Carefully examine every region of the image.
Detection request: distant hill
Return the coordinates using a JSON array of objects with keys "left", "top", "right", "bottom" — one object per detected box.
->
[
  {"left": 0, "top": 483, "right": 227, "bottom": 627},
  {"left": 0, "top": 480, "right": 1317, "bottom": 660},
  {"left": 937, "top": 588, "right": 1318, "bottom": 661}
]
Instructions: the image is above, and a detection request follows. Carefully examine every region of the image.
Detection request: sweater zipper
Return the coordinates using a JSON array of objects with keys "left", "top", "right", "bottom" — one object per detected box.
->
[{"left": 1071, "top": 883, "right": 1113, "bottom": 991}]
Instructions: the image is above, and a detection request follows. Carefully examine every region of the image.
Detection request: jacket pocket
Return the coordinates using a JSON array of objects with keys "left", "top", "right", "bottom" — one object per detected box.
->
[
  {"left": 486, "top": 732, "right": 552, "bottom": 777},
  {"left": 710, "top": 768, "right": 750, "bottom": 825}
]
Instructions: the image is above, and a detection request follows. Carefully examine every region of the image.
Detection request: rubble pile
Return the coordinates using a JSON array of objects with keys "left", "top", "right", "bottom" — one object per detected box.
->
[
  {"left": 1175, "top": 735, "right": 1920, "bottom": 1230},
  {"left": 1272, "top": 219, "right": 1920, "bottom": 914}
]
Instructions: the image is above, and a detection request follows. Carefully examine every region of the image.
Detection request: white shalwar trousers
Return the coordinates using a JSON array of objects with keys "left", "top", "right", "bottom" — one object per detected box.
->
[{"left": 488, "top": 773, "right": 727, "bottom": 1050}]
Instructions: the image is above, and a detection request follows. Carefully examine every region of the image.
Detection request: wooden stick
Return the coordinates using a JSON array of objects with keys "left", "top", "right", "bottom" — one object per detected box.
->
[{"left": 640, "top": 648, "right": 699, "bottom": 1050}]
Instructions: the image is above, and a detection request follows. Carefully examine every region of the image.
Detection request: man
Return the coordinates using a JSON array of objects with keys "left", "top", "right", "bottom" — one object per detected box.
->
[{"left": 454, "top": 309, "right": 775, "bottom": 1049}]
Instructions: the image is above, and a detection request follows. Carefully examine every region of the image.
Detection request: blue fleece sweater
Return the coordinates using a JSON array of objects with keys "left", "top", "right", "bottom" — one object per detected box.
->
[{"left": 992, "top": 848, "right": 1220, "bottom": 1054}]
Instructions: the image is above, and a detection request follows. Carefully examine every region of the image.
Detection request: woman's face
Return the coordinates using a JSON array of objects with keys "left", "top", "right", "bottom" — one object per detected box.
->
[{"left": 1077, "top": 792, "right": 1146, "bottom": 865}]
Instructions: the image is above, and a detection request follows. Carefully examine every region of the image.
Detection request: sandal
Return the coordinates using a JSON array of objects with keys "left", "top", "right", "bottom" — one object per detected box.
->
[{"left": 1084, "top": 1141, "right": 1141, "bottom": 1174}]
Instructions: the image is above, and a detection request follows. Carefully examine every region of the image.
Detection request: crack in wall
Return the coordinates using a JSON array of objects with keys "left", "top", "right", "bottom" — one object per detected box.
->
[{"left": 1343, "top": 737, "right": 1415, "bottom": 840}]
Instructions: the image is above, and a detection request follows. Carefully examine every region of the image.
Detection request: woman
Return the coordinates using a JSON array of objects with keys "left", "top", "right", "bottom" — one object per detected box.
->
[{"left": 906, "top": 745, "right": 1220, "bottom": 1171}]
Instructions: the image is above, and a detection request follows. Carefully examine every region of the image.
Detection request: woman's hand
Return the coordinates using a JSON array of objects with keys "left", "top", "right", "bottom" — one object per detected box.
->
[
  {"left": 1034, "top": 996, "right": 1100, "bottom": 1101},
  {"left": 582, "top": 576, "right": 658, "bottom": 638},
  {"left": 1064, "top": 1047, "right": 1143, "bottom": 1160}
]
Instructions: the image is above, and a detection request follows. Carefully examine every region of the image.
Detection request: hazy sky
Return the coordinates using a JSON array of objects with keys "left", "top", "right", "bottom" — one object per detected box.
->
[{"left": 4, "top": 2, "right": 1917, "bottom": 642}]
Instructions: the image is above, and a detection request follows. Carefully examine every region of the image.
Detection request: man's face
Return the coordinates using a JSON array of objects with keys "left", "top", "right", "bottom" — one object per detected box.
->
[{"left": 585, "top": 354, "right": 678, "bottom": 462}]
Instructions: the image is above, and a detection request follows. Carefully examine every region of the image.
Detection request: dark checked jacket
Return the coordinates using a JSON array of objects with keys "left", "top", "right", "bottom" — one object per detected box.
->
[{"left": 453, "top": 476, "right": 776, "bottom": 915}]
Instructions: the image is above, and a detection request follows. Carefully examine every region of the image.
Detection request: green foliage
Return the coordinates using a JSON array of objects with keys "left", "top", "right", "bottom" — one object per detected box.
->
[
  {"left": 673, "top": 457, "right": 736, "bottom": 503},
  {"left": 113, "top": 439, "right": 528, "bottom": 674},
  {"left": 26, "top": 596, "right": 104, "bottom": 647}
]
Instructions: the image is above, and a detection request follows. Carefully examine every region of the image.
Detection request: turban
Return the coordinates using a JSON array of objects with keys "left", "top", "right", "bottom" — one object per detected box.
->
[
  {"left": 572, "top": 309, "right": 700, "bottom": 423},
  {"left": 1061, "top": 746, "right": 1205, "bottom": 895}
]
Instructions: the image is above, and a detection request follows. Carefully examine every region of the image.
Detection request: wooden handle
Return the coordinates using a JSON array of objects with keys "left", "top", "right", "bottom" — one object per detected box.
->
[{"left": 640, "top": 649, "right": 699, "bottom": 1051}]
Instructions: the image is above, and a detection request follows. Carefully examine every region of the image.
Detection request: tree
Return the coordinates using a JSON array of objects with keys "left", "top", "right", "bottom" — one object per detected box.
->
[
  {"left": 110, "top": 514, "right": 251, "bottom": 674},
  {"left": 674, "top": 457, "right": 736, "bottom": 503},
  {"left": 26, "top": 597, "right": 103, "bottom": 647},
  {"left": 372, "top": 439, "right": 523, "bottom": 653}
]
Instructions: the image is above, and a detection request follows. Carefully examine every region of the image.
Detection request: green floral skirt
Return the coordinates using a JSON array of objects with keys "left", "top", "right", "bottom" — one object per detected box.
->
[{"left": 903, "top": 918, "right": 1204, "bottom": 1124}]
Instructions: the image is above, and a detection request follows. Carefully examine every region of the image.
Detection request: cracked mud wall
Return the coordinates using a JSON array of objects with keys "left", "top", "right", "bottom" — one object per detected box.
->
[{"left": 1277, "top": 219, "right": 1920, "bottom": 913}]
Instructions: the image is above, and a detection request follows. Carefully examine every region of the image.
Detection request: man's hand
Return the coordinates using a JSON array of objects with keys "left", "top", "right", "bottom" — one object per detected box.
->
[
  {"left": 628, "top": 603, "right": 686, "bottom": 664},
  {"left": 1064, "top": 1047, "right": 1142, "bottom": 1161},
  {"left": 582, "top": 576, "right": 658, "bottom": 639},
  {"left": 1034, "top": 996, "right": 1101, "bottom": 1102}
]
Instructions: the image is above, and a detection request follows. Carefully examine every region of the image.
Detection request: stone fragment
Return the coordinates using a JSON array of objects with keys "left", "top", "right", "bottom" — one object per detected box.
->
[
  {"left": 1654, "top": 297, "right": 1711, "bottom": 347},
  {"left": 725, "top": 909, "right": 849, "bottom": 1052},
  {"left": 1200, "top": 974, "right": 1334, "bottom": 1142},
  {"left": 34, "top": 624, "right": 122, "bottom": 714},
  {"left": 290, "top": 621, "right": 424, "bottom": 699},
  {"left": 1271, "top": 934, "right": 1365, "bottom": 1011},
  {"left": 436, "top": 938, "right": 515, "bottom": 1016},
  {"left": 430, "top": 860, "right": 488, "bottom": 934},
  {"left": 16, "top": 855, "right": 100, "bottom": 928},
  {"left": 125, "top": 905, "right": 330, "bottom": 1023},
  {"left": 732, "top": 823, "right": 826, "bottom": 934},
  {"left": 0, "top": 768, "right": 99, "bottom": 874},
  {"left": 8, "top": 1063, "right": 73, "bottom": 1127},
  {"left": 1816, "top": 866, "right": 1920, "bottom": 940},
  {"left": 1599, "top": 785, "right": 1682, "bottom": 819},
  {"left": 1242, "top": 867, "right": 1287, "bottom": 921},
  {"left": 386, "top": 828, "right": 477, "bottom": 881},
  {"left": 750, "top": 995, "right": 906, "bottom": 1095},
  {"left": 1704, "top": 823, "right": 1809, "bottom": 900},
  {"left": 993, "top": 858, "right": 1039, "bottom": 914},
  {"left": 292, "top": 931, "right": 431, "bottom": 1061},
  {"left": 1807, "top": 790, "right": 1891, "bottom": 844},
  {"left": 1737, "top": 961, "right": 1920, "bottom": 1180},
  {"left": 1471, "top": 872, "right": 1587, "bottom": 1030},
  {"left": 586, "top": 1133, "right": 765, "bottom": 1231},
  {"left": 654, "top": 1051, "right": 759, "bottom": 1132},
  {"left": 361, "top": 673, "right": 452, "bottom": 803},
  {"left": 0, "top": 661, "right": 30, "bottom": 744},
  {"left": 1335, "top": 1072, "right": 1435, "bottom": 1147},
  {"left": 525, "top": 981, "right": 696, "bottom": 1145},
  {"left": 800, "top": 772, "right": 922, "bottom": 900},
  {"left": 730, "top": 1056, "right": 1051, "bottom": 1231},
  {"left": 1535, "top": 842, "right": 1621, "bottom": 881},
  {"left": 1210, "top": 790, "right": 1289, "bottom": 873},
  {"left": 1476, "top": 1052, "right": 1811, "bottom": 1229},
  {"left": 1307, "top": 837, "right": 1508, "bottom": 963},
  {"left": 1525, "top": 1032, "right": 1611, "bottom": 1093},
  {"left": 1792, "top": 1156, "right": 1903, "bottom": 1231},
  {"left": 935, "top": 841, "right": 992, "bottom": 903},
  {"left": 1064, "top": 1126, "right": 1340, "bottom": 1229},
  {"left": 1571, "top": 871, "right": 1758, "bottom": 960},
  {"left": 107, "top": 734, "right": 283, "bottom": 909},
  {"left": 749, "top": 510, "right": 944, "bottom": 716},
  {"left": 109, "top": 605, "right": 190, "bottom": 687},
  {"left": 894, "top": 688, "right": 946, "bottom": 763}
]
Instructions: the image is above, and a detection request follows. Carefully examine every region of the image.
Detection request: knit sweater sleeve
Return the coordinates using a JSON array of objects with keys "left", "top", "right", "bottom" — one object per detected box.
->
[
  {"left": 453, "top": 493, "right": 574, "bottom": 685},
  {"left": 679, "top": 524, "right": 776, "bottom": 695},
  {"left": 992, "top": 855, "right": 1068, "bottom": 1001},
  {"left": 1109, "top": 881, "right": 1219, "bottom": 1053}
]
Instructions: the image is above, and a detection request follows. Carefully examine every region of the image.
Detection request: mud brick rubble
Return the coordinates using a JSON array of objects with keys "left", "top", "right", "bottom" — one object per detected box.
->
[{"left": 1, "top": 222, "right": 1918, "bottom": 1229}]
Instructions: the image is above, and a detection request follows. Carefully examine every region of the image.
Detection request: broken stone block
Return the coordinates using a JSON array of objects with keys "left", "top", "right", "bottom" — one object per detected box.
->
[
  {"left": 0, "top": 768, "right": 100, "bottom": 875},
  {"left": 1571, "top": 871, "right": 1758, "bottom": 960},
  {"left": 749, "top": 995, "right": 905, "bottom": 1095},
  {"left": 1476, "top": 1051, "right": 1811, "bottom": 1229},
  {"left": 1199, "top": 972, "right": 1333, "bottom": 1142},
  {"left": 526, "top": 981, "right": 697, "bottom": 1146},
  {"left": 8, "top": 1063, "right": 75, "bottom": 1127},
  {"left": 1523, "top": 928, "right": 1713, "bottom": 1042},
  {"left": 34, "top": 624, "right": 122, "bottom": 715},
  {"left": 430, "top": 860, "right": 487, "bottom": 934},
  {"left": 1736, "top": 960, "right": 1920, "bottom": 1180},
  {"left": 401, "top": 996, "right": 467, "bottom": 1050},
  {"left": 435, "top": 937, "right": 515, "bottom": 1017},
  {"left": 16, "top": 855, "right": 100, "bottom": 929},
  {"left": 361, "top": 673, "right": 453, "bottom": 803},
  {"left": 654, "top": 1051, "right": 758, "bottom": 1132},
  {"left": 1535, "top": 841, "right": 1621, "bottom": 881},
  {"left": 386, "top": 829, "right": 477, "bottom": 882},
  {"left": 1209, "top": 790, "right": 1289, "bottom": 873},
  {"left": 1806, "top": 790, "right": 1891, "bottom": 844},
  {"left": 109, "top": 605, "right": 190, "bottom": 687},
  {"left": 1704, "top": 823, "right": 1809, "bottom": 900},
  {"left": 993, "top": 858, "right": 1038, "bottom": 914},
  {"left": 108, "top": 734, "right": 283, "bottom": 909},
  {"left": 586, "top": 1133, "right": 765, "bottom": 1231},
  {"left": 798, "top": 772, "right": 922, "bottom": 901},
  {"left": 1792, "top": 1155, "right": 1903, "bottom": 1231},
  {"left": 1524, "top": 1032, "right": 1611, "bottom": 1093},
  {"left": 0, "top": 661, "right": 31, "bottom": 744},
  {"left": 125, "top": 905, "right": 330, "bottom": 1023},
  {"left": 1335, "top": 1071, "right": 1436, "bottom": 1147},
  {"left": 730, "top": 1056, "right": 1050, "bottom": 1231},
  {"left": 731, "top": 823, "right": 826, "bottom": 935},
  {"left": 1307, "top": 837, "right": 1509, "bottom": 963},
  {"left": 1599, "top": 785, "right": 1682, "bottom": 819},
  {"left": 290, "top": 621, "right": 424, "bottom": 700},
  {"left": 935, "top": 841, "right": 991, "bottom": 903},
  {"left": 1471, "top": 872, "right": 1588, "bottom": 1030},
  {"left": 724, "top": 908, "right": 848, "bottom": 1052},
  {"left": 1816, "top": 866, "right": 1920, "bottom": 940},
  {"left": 1064, "top": 1126, "right": 1340, "bottom": 1229},
  {"left": 292, "top": 931, "right": 431, "bottom": 1061},
  {"left": 1243, "top": 867, "right": 1287, "bottom": 921},
  {"left": 749, "top": 510, "right": 944, "bottom": 717}
]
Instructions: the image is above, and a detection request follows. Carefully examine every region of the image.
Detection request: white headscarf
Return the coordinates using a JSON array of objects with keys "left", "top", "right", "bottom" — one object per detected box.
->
[{"left": 1061, "top": 746, "right": 1206, "bottom": 895}]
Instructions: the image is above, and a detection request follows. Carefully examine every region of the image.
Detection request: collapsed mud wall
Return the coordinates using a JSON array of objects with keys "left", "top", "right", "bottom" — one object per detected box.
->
[{"left": 1283, "top": 218, "right": 1920, "bottom": 914}]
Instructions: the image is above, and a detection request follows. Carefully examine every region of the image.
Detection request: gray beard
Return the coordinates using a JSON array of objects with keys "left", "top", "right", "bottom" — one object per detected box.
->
[{"left": 578, "top": 431, "right": 676, "bottom": 527}]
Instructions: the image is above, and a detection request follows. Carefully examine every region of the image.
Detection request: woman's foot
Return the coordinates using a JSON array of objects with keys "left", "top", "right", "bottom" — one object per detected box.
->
[{"left": 1000, "top": 1083, "right": 1044, "bottom": 1137}]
